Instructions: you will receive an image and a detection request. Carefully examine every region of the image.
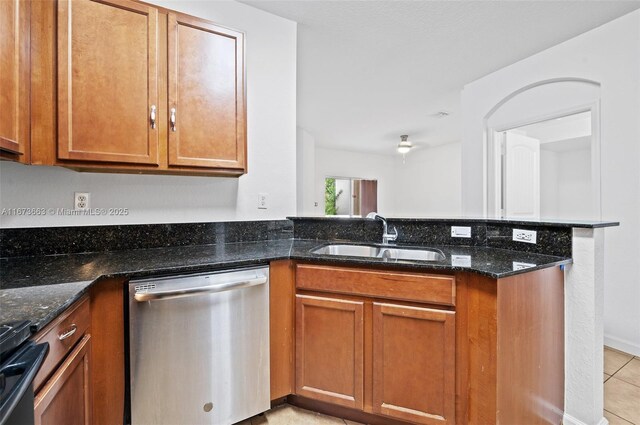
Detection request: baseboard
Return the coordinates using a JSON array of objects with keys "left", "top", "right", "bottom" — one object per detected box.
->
[
  {"left": 604, "top": 334, "right": 640, "bottom": 357},
  {"left": 563, "top": 413, "right": 609, "bottom": 425}
]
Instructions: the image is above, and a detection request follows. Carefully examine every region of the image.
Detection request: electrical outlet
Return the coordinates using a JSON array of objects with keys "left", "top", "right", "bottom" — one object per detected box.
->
[
  {"left": 512, "top": 229, "right": 537, "bottom": 244},
  {"left": 451, "top": 226, "right": 471, "bottom": 238},
  {"left": 74, "top": 192, "right": 90, "bottom": 211},
  {"left": 513, "top": 261, "right": 536, "bottom": 271},
  {"left": 451, "top": 255, "right": 471, "bottom": 267},
  {"left": 257, "top": 193, "right": 268, "bottom": 209}
]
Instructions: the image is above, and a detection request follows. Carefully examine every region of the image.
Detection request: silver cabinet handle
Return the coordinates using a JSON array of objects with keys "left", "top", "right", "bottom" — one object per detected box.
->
[
  {"left": 58, "top": 324, "right": 77, "bottom": 341},
  {"left": 134, "top": 275, "right": 267, "bottom": 302},
  {"left": 150, "top": 105, "right": 157, "bottom": 129},
  {"left": 170, "top": 108, "right": 176, "bottom": 132}
]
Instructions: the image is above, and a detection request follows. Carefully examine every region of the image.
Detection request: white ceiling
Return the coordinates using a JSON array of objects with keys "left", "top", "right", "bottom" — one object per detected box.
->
[
  {"left": 240, "top": 0, "right": 640, "bottom": 155},
  {"left": 519, "top": 110, "right": 592, "bottom": 144}
]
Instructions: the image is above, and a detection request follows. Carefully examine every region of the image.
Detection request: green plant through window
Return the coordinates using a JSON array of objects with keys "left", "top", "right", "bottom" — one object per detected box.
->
[{"left": 324, "top": 178, "right": 344, "bottom": 215}]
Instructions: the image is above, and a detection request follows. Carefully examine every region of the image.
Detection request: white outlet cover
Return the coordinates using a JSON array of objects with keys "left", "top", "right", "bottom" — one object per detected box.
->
[
  {"left": 257, "top": 193, "right": 268, "bottom": 209},
  {"left": 513, "top": 261, "right": 536, "bottom": 271},
  {"left": 74, "top": 192, "right": 90, "bottom": 211},
  {"left": 512, "top": 228, "right": 537, "bottom": 244},
  {"left": 451, "top": 255, "right": 471, "bottom": 267},
  {"left": 451, "top": 226, "right": 471, "bottom": 238}
]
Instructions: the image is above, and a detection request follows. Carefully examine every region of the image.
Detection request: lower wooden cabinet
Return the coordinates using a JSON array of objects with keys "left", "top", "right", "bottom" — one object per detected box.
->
[
  {"left": 294, "top": 292, "right": 456, "bottom": 424},
  {"left": 372, "top": 303, "right": 455, "bottom": 425},
  {"left": 34, "top": 334, "right": 92, "bottom": 425},
  {"left": 295, "top": 295, "right": 364, "bottom": 409}
]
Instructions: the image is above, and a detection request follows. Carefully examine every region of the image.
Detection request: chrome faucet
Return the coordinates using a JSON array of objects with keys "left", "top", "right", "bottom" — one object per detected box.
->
[{"left": 366, "top": 212, "right": 398, "bottom": 244}]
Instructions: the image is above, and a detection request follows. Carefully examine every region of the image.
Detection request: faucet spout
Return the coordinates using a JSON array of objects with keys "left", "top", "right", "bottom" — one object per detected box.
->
[{"left": 366, "top": 212, "right": 398, "bottom": 244}]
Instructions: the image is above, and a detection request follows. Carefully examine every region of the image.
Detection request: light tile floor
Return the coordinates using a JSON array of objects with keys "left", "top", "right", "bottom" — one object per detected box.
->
[
  {"left": 604, "top": 346, "right": 640, "bottom": 424},
  {"left": 237, "top": 348, "right": 640, "bottom": 425},
  {"left": 235, "top": 404, "right": 362, "bottom": 425}
]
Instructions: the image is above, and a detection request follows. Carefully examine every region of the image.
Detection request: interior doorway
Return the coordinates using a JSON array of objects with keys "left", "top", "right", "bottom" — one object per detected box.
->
[{"left": 491, "top": 109, "right": 600, "bottom": 221}]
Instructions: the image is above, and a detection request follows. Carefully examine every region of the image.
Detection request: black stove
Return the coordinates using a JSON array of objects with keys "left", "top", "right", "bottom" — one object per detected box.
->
[
  {"left": 0, "top": 321, "right": 48, "bottom": 425},
  {"left": 0, "top": 321, "right": 32, "bottom": 361}
]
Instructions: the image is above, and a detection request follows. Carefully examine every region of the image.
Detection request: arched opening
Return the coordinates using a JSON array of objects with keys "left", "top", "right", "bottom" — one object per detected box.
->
[{"left": 483, "top": 79, "right": 602, "bottom": 220}]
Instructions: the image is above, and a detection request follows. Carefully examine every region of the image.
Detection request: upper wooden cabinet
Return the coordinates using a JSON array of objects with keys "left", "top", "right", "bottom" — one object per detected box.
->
[
  {"left": 57, "top": 0, "right": 159, "bottom": 165},
  {"left": 168, "top": 13, "right": 246, "bottom": 170},
  {"left": 25, "top": 0, "right": 247, "bottom": 176},
  {"left": 0, "top": 0, "right": 30, "bottom": 157}
]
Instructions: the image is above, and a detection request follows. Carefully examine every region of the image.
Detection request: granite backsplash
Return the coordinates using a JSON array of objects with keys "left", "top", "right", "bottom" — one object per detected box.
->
[
  {"left": 289, "top": 217, "right": 574, "bottom": 258},
  {"left": 0, "top": 220, "right": 293, "bottom": 258}
]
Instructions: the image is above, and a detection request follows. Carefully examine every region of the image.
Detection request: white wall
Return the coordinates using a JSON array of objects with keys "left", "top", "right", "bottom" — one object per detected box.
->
[
  {"left": 296, "top": 127, "right": 316, "bottom": 216},
  {"left": 541, "top": 147, "right": 593, "bottom": 220},
  {"left": 557, "top": 148, "right": 593, "bottom": 220},
  {"left": 0, "top": 0, "right": 297, "bottom": 228},
  {"left": 540, "top": 150, "right": 560, "bottom": 218},
  {"left": 393, "top": 143, "right": 462, "bottom": 217},
  {"left": 461, "top": 10, "right": 640, "bottom": 355},
  {"left": 305, "top": 143, "right": 462, "bottom": 218}
]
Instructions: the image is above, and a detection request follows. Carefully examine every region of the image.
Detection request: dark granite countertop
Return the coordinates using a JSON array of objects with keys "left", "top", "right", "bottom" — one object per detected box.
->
[
  {"left": 0, "top": 238, "right": 571, "bottom": 334},
  {"left": 289, "top": 216, "right": 620, "bottom": 229}
]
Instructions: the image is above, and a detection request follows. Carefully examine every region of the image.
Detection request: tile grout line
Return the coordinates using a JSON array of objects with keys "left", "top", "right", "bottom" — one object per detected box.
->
[
  {"left": 608, "top": 354, "right": 636, "bottom": 377},
  {"left": 609, "top": 373, "right": 640, "bottom": 390},
  {"left": 604, "top": 409, "right": 636, "bottom": 425},
  {"left": 604, "top": 349, "right": 639, "bottom": 425}
]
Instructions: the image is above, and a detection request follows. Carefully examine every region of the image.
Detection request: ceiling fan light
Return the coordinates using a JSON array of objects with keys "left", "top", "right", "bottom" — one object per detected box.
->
[
  {"left": 397, "top": 135, "right": 412, "bottom": 154},
  {"left": 397, "top": 143, "right": 412, "bottom": 154}
]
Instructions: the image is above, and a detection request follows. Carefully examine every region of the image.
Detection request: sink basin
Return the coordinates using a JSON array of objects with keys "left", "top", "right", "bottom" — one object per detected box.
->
[{"left": 311, "top": 244, "right": 445, "bottom": 262}]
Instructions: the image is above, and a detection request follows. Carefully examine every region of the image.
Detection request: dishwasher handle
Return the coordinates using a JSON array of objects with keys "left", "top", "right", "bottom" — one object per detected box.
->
[{"left": 134, "top": 275, "right": 267, "bottom": 302}]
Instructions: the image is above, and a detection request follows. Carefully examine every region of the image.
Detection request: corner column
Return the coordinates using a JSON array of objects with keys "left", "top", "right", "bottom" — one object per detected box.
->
[{"left": 563, "top": 228, "right": 606, "bottom": 425}]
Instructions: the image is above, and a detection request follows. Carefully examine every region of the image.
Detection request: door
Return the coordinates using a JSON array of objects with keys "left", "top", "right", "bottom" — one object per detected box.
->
[
  {"left": 34, "top": 335, "right": 92, "bottom": 425},
  {"left": 359, "top": 179, "right": 378, "bottom": 217},
  {"left": 503, "top": 131, "right": 540, "bottom": 218},
  {"left": 0, "top": 0, "right": 29, "bottom": 155},
  {"left": 295, "top": 295, "right": 364, "bottom": 409},
  {"left": 372, "top": 303, "right": 455, "bottom": 425},
  {"left": 167, "top": 13, "right": 246, "bottom": 170},
  {"left": 57, "top": 0, "right": 159, "bottom": 164}
]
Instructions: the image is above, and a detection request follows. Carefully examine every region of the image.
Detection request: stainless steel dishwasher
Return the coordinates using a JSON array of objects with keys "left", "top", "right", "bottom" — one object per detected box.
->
[{"left": 128, "top": 266, "right": 270, "bottom": 425}]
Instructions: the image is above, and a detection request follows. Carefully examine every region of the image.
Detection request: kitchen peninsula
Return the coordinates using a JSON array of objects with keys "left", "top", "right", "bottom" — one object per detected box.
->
[{"left": 0, "top": 217, "right": 618, "bottom": 425}]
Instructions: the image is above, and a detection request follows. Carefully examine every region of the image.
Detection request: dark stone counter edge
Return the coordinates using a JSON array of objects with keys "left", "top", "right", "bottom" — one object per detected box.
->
[
  {"left": 288, "top": 216, "right": 620, "bottom": 229},
  {"left": 19, "top": 251, "right": 572, "bottom": 334}
]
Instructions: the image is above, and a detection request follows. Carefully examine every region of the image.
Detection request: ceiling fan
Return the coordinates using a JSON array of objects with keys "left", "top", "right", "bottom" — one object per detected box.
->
[{"left": 396, "top": 134, "right": 426, "bottom": 162}]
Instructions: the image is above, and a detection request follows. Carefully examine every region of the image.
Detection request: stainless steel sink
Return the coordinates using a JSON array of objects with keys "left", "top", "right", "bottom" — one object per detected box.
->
[{"left": 311, "top": 244, "right": 445, "bottom": 262}]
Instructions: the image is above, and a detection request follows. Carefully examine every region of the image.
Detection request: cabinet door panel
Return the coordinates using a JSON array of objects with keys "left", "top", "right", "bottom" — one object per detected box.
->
[
  {"left": 0, "top": 0, "right": 29, "bottom": 155},
  {"left": 34, "top": 334, "right": 92, "bottom": 425},
  {"left": 57, "top": 0, "right": 158, "bottom": 164},
  {"left": 168, "top": 13, "right": 245, "bottom": 169},
  {"left": 295, "top": 295, "right": 364, "bottom": 409},
  {"left": 372, "top": 303, "right": 455, "bottom": 425}
]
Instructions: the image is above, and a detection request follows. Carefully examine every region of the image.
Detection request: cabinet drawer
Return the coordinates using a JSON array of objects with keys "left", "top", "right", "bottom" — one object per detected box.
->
[
  {"left": 34, "top": 334, "right": 92, "bottom": 425},
  {"left": 33, "top": 296, "right": 90, "bottom": 390},
  {"left": 296, "top": 264, "right": 455, "bottom": 306}
]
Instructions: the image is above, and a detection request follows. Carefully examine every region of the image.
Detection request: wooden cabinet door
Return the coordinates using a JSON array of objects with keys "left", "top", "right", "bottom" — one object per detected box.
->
[
  {"left": 372, "top": 303, "right": 455, "bottom": 425},
  {"left": 295, "top": 295, "right": 364, "bottom": 409},
  {"left": 57, "top": 0, "right": 159, "bottom": 165},
  {"left": 167, "top": 13, "right": 246, "bottom": 170},
  {"left": 0, "top": 0, "right": 29, "bottom": 155},
  {"left": 34, "top": 334, "right": 92, "bottom": 425}
]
